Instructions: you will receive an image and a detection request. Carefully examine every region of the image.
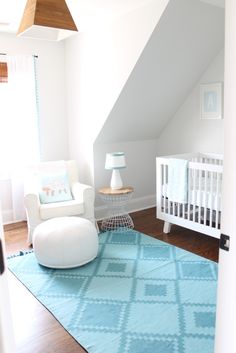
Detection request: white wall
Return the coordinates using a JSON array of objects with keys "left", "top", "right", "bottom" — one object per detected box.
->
[
  {"left": 94, "top": 47, "right": 224, "bottom": 219},
  {"left": 94, "top": 139, "right": 158, "bottom": 217},
  {"left": 157, "top": 49, "right": 224, "bottom": 156},
  {"left": 0, "top": 33, "right": 68, "bottom": 223},
  {"left": 96, "top": 0, "right": 225, "bottom": 144},
  {"left": 0, "top": 182, "right": 12, "bottom": 224},
  {"left": 65, "top": 0, "right": 169, "bottom": 185},
  {"left": 0, "top": 1, "right": 224, "bottom": 223},
  {"left": 92, "top": 1, "right": 224, "bottom": 218}
]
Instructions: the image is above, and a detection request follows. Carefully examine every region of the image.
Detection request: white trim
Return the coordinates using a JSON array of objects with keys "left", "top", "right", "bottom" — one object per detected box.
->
[
  {"left": 95, "top": 194, "right": 156, "bottom": 220},
  {"left": 159, "top": 212, "right": 221, "bottom": 238},
  {"left": 2, "top": 211, "right": 14, "bottom": 225},
  {"left": 215, "top": 1, "right": 236, "bottom": 352},
  {"left": 128, "top": 194, "right": 156, "bottom": 213},
  {"left": 4, "top": 194, "right": 156, "bottom": 224},
  {"left": 1, "top": 210, "right": 24, "bottom": 225},
  {"left": 0, "top": 207, "right": 16, "bottom": 353}
]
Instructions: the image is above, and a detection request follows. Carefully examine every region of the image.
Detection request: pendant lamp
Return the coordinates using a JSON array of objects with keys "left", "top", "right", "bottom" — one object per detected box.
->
[{"left": 17, "top": 0, "right": 78, "bottom": 41}]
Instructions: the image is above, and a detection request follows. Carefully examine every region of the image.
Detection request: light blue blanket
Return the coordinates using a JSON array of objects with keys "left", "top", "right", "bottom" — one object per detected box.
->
[{"left": 168, "top": 158, "right": 188, "bottom": 203}]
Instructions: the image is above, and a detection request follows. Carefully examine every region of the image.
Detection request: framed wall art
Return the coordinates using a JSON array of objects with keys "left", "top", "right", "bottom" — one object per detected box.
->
[{"left": 200, "top": 82, "right": 223, "bottom": 120}]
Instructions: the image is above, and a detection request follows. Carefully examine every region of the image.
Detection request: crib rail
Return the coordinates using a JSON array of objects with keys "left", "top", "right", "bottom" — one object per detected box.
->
[{"left": 156, "top": 154, "right": 223, "bottom": 238}]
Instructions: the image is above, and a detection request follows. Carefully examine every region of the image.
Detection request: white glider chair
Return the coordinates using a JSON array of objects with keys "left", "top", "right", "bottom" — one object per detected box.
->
[{"left": 24, "top": 160, "right": 95, "bottom": 244}]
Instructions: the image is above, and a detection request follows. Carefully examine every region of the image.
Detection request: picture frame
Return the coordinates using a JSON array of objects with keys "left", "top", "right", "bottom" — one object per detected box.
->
[{"left": 200, "top": 82, "right": 223, "bottom": 120}]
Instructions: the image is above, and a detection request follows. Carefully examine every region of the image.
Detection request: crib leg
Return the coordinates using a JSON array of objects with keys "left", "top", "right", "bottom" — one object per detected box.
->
[{"left": 163, "top": 221, "right": 172, "bottom": 234}]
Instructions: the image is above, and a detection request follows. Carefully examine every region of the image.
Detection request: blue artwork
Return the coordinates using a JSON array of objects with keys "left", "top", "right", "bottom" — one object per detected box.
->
[
  {"left": 201, "top": 83, "right": 222, "bottom": 119},
  {"left": 204, "top": 91, "right": 218, "bottom": 113}
]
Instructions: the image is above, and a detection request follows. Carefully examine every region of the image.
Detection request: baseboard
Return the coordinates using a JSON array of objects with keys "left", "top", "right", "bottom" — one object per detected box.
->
[
  {"left": 1, "top": 210, "right": 25, "bottom": 225},
  {"left": 95, "top": 194, "right": 156, "bottom": 221},
  {"left": 3, "top": 195, "right": 156, "bottom": 224},
  {"left": 2, "top": 210, "right": 14, "bottom": 225}
]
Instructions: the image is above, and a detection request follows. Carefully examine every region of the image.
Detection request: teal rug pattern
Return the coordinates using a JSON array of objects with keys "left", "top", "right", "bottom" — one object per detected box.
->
[{"left": 8, "top": 230, "right": 218, "bottom": 353}]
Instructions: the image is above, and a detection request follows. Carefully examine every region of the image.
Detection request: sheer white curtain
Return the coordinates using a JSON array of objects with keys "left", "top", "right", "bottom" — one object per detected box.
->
[{"left": 0, "top": 55, "right": 40, "bottom": 221}]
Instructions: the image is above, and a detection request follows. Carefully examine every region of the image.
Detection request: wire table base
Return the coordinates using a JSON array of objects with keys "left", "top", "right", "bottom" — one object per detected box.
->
[
  {"left": 101, "top": 214, "right": 134, "bottom": 232},
  {"left": 99, "top": 188, "right": 134, "bottom": 232}
]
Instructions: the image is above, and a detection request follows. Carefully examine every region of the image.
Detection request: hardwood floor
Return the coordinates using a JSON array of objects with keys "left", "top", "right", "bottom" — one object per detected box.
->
[
  {"left": 131, "top": 208, "right": 219, "bottom": 262},
  {"left": 4, "top": 208, "right": 219, "bottom": 353}
]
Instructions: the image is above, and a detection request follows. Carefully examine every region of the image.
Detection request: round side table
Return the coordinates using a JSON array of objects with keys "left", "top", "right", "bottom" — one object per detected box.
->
[{"left": 98, "top": 187, "right": 134, "bottom": 232}]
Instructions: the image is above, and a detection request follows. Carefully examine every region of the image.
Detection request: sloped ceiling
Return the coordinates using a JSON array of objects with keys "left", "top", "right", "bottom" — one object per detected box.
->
[{"left": 95, "top": 0, "right": 224, "bottom": 144}]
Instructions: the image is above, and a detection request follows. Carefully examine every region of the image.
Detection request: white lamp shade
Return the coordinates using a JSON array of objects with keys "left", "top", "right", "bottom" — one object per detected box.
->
[{"left": 105, "top": 152, "right": 126, "bottom": 170}]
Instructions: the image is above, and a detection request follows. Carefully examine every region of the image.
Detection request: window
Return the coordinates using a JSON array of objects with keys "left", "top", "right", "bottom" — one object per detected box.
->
[
  {"left": 0, "top": 55, "right": 40, "bottom": 221},
  {"left": 0, "top": 55, "right": 40, "bottom": 179}
]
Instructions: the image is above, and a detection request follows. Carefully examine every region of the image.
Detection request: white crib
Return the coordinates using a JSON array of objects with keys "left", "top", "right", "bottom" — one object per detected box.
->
[{"left": 156, "top": 153, "right": 223, "bottom": 239}]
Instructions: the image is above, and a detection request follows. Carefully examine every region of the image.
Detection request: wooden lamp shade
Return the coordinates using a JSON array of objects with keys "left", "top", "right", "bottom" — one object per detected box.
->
[{"left": 18, "top": 0, "right": 78, "bottom": 41}]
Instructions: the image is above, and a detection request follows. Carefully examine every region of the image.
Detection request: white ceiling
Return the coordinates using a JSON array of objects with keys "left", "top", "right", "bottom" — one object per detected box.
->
[
  {"left": 0, "top": 0, "right": 155, "bottom": 34},
  {"left": 0, "top": 0, "right": 26, "bottom": 32},
  {"left": 0, "top": 0, "right": 225, "bottom": 35},
  {"left": 200, "top": 0, "right": 224, "bottom": 7}
]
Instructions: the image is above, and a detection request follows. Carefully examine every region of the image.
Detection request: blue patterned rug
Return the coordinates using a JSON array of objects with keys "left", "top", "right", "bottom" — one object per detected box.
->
[{"left": 8, "top": 229, "right": 217, "bottom": 353}]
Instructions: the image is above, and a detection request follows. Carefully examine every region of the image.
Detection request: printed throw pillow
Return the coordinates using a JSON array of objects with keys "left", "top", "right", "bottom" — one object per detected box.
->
[{"left": 39, "top": 172, "right": 73, "bottom": 204}]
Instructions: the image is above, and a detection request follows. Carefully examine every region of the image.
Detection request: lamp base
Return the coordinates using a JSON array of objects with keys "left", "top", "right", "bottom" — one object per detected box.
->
[{"left": 110, "top": 169, "right": 123, "bottom": 190}]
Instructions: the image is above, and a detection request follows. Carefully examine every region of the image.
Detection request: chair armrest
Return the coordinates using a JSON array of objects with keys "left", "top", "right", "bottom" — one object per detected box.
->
[
  {"left": 24, "top": 178, "right": 40, "bottom": 204},
  {"left": 24, "top": 180, "right": 42, "bottom": 244},
  {"left": 24, "top": 177, "right": 40, "bottom": 206},
  {"left": 24, "top": 177, "right": 41, "bottom": 224},
  {"left": 71, "top": 182, "right": 95, "bottom": 222},
  {"left": 24, "top": 192, "right": 40, "bottom": 208},
  {"left": 71, "top": 182, "right": 94, "bottom": 202}
]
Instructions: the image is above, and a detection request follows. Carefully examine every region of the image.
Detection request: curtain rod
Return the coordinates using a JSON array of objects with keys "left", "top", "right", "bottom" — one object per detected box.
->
[{"left": 0, "top": 53, "right": 38, "bottom": 58}]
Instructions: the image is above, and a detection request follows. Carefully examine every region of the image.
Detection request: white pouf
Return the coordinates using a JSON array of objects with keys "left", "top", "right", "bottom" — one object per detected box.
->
[{"left": 33, "top": 217, "right": 98, "bottom": 269}]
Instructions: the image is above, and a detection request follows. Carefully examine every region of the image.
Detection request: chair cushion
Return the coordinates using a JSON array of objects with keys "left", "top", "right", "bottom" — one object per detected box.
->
[
  {"left": 39, "top": 172, "right": 73, "bottom": 204},
  {"left": 40, "top": 199, "right": 84, "bottom": 220}
]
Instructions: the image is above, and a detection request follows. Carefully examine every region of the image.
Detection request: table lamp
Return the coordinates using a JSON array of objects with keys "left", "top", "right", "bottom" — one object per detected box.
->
[{"left": 105, "top": 152, "right": 126, "bottom": 190}]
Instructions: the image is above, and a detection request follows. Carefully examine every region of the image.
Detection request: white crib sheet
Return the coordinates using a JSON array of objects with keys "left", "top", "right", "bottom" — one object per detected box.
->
[
  {"left": 188, "top": 188, "right": 221, "bottom": 211},
  {"left": 162, "top": 178, "right": 222, "bottom": 211}
]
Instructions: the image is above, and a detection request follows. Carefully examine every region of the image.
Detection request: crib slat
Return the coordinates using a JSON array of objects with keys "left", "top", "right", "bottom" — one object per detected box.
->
[
  {"left": 187, "top": 168, "right": 191, "bottom": 220},
  {"left": 209, "top": 171, "right": 214, "bottom": 227},
  {"left": 203, "top": 171, "right": 208, "bottom": 225},
  {"left": 198, "top": 169, "right": 203, "bottom": 223},
  {"left": 193, "top": 168, "right": 197, "bottom": 222},
  {"left": 215, "top": 172, "right": 220, "bottom": 228},
  {"left": 177, "top": 202, "right": 180, "bottom": 217},
  {"left": 167, "top": 164, "right": 171, "bottom": 215},
  {"left": 163, "top": 164, "right": 167, "bottom": 212},
  {"left": 158, "top": 160, "right": 166, "bottom": 218},
  {"left": 160, "top": 164, "right": 163, "bottom": 211}
]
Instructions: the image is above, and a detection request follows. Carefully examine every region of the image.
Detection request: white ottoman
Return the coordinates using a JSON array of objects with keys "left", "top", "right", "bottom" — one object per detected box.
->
[{"left": 33, "top": 217, "right": 98, "bottom": 269}]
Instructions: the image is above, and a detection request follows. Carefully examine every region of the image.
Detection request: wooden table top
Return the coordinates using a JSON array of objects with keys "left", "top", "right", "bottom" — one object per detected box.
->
[{"left": 98, "top": 186, "right": 134, "bottom": 195}]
